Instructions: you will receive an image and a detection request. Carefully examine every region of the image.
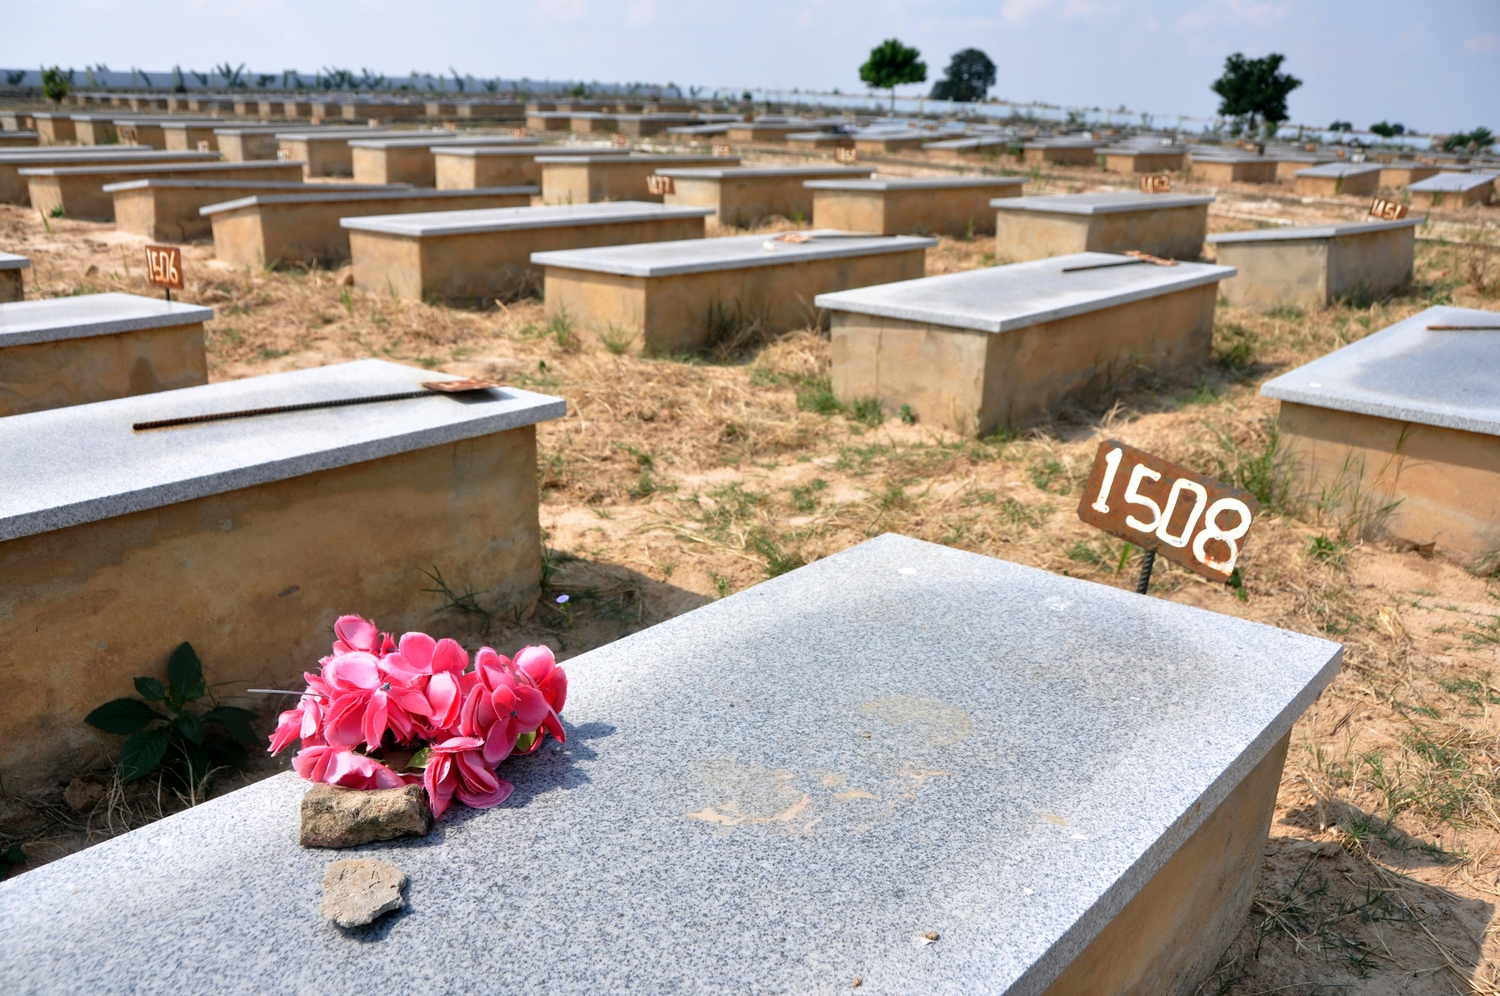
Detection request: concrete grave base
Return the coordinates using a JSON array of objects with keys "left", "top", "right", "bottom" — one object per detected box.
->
[
  {"left": 1209, "top": 220, "right": 1416, "bottom": 309},
  {"left": 540, "top": 236, "right": 930, "bottom": 355},
  {"left": 540, "top": 155, "right": 739, "bottom": 205},
  {"left": 1104, "top": 149, "right": 1186, "bottom": 174},
  {"left": 0, "top": 269, "right": 21, "bottom": 303},
  {"left": 24, "top": 161, "right": 299, "bottom": 223},
  {"left": 207, "top": 188, "right": 534, "bottom": 268},
  {"left": 994, "top": 195, "right": 1210, "bottom": 262},
  {"left": 1041, "top": 735, "right": 1288, "bottom": 996},
  {"left": 1294, "top": 170, "right": 1381, "bottom": 198},
  {"left": 0, "top": 427, "right": 543, "bottom": 788},
  {"left": 1023, "top": 145, "right": 1098, "bottom": 166},
  {"left": 830, "top": 280, "right": 1216, "bottom": 435},
  {"left": 1191, "top": 159, "right": 1277, "bottom": 184},
  {"left": 108, "top": 180, "right": 338, "bottom": 242},
  {"left": 810, "top": 179, "right": 1024, "bottom": 237},
  {"left": 1277, "top": 403, "right": 1500, "bottom": 564},
  {"left": 343, "top": 204, "right": 712, "bottom": 302},
  {"left": 658, "top": 166, "right": 874, "bottom": 230}
]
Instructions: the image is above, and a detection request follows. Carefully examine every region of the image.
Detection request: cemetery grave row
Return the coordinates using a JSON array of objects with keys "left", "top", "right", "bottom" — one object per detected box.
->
[{"left": 0, "top": 102, "right": 1495, "bottom": 991}]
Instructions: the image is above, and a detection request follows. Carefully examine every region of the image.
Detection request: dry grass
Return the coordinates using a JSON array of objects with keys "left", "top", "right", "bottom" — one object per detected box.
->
[{"left": 3, "top": 157, "right": 1500, "bottom": 993}]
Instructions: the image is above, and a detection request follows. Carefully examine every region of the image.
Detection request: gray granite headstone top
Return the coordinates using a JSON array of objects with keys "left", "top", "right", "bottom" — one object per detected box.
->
[
  {"left": 806, "top": 176, "right": 1025, "bottom": 192},
  {"left": 201, "top": 186, "right": 536, "bottom": 215},
  {"left": 991, "top": 191, "right": 1214, "bottom": 215},
  {"left": 276, "top": 129, "right": 445, "bottom": 144},
  {"left": 102, "top": 179, "right": 392, "bottom": 194},
  {"left": 532, "top": 154, "right": 737, "bottom": 165},
  {"left": 432, "top": 145, "right": 625, "bottom": 158},
  {"left": 816, "top": 252, "right": 1234, "bottom": 333},
  {"left": 923, "top": 136, "right": 1010, "bottom": 150},
  {"left": 1261, "top": 305, "right": 1500, "bottom": 436},
  {"left": 654, "top": 165, "right": 874, "bottom": 180},
  {"left": 0, "top": 358, "right": 565, "bottom": 543},
  {"left": 0, "top": 150, "right": 218, "bottom": 165},
  {"left": 212, "top": 125, "right": 356, "bottom": 136},
  {"left": 1097, "top": 145, "right": 1185, "bottom": 155},
  {"left": 0, "top": 533, "right": 1341, "bottom": 995},
  {"left": 0, "top": 251, "right": 29, "bottom": 271},
  {"left": 1206, "top": 218, "right": 1420, "bottom": 244},
  {"left": 339, "top": 201, "right": 715, "bottom": 237},
  {"left": 1022, "top": 138, "right": 1103, "bottom": 148},
  {"left": 665, "top": 123, "right": 732, "bottom": 135},
  {"left": 21, "top": 160, "right": 300, "bottom": 179},
  {"left": 346, "top": 136, "right": 534, "bottom": 150},
  {"left": 532, "top": 230, "right": 936, "bottom": 277},
  {"left": 1408, "top": 172, "right": 1498, "bottom": 193},
  {"left": 0, "top": 292, "right": 211, "bottom": 351},
  {"left": 1294, "top": 162, "right": 1383, "bottom": 178}
]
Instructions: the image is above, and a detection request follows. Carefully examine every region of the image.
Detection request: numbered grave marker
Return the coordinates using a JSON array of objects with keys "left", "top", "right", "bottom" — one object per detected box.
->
[
  {"left": 119, "top": 125, "right": 139, "bottom": 145},
  {"left": 1368, "top": 197, "right": 1408, "bottom": 220},
  {"left": 835, "top": 147, "right": 858, "bottom": 164},
  {"left": 367, "top": 117, "right": 381, "bottom": 128},
  {"left": 646, "top": 174, "right": 675, "bottom": 196},
  {"left": 143, "top": 244, "right": 184, "bottom": 301},
  {"left": 510, "top": 127, "right": 528, "bottom": 139},
  {"left": 712, "top": 143, "right": 733, "bottom": 158},
  {"left": 611, "top": 132, "right": 629, "bottom": 147},
  {"left": 276, "top": 148, "right": 292, "bottom": 161},
  {"left": 196, "top": 140, "right": 211, "bottom": 153},
  {"left": 1076, "top": 439, "right": 1258, "bottom": 585},
  {"left": 1139, "top": 173, "right": 1171, "bottom": 193}
]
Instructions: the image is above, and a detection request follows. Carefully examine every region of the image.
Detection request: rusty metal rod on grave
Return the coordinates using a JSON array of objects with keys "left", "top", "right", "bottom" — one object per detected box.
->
[
  {"left": 131, "top": 379, "right": 498, "bottom": 432},
  {"left": 1061, "top": 250, "right": 1178, "bottom": 273},
  {"left": 1427, "top": 324, "right": 1500, "bottom": 331}
]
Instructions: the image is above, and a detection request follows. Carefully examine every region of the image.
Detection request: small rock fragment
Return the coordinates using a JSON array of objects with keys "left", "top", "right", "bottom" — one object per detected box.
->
[
  {"left": 300, "top": 783, "right": 432, "bottom": 849},
  {"left": 851, "top": 978, "right": 862, "bottom": 988},
  {"left": 64, "top": 778, "right": 106, "bottom": 814},
  {"left": 922, "top": 930, "right": 940, "bottom": 942},
  {"left": 321, "top": 858, "right": 407, "bottom": 928}
]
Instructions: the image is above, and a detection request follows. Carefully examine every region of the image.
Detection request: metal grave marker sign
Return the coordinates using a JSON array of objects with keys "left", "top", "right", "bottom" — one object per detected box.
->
[{"left": 1077, "top": 439, "right": 1258, "bottom": 586}]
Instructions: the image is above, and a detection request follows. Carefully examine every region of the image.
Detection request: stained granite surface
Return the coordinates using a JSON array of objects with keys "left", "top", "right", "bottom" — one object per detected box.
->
[
  {"left": 339, "top": 201, "right": 714, "bottom": 237},
  {"left": 1294, "top": 162, "right": 1383, "bottom": 178},
  {"left": 0, "top": 534, "right": 1342, "bottom": 996},
  {"left": 532, "top": 230, "right": 935, "bottom": 277},
  {"left": 990, "top": 191, "right": 1213, "bottom": 215},
  {"left": 0, "top": 358, "right": 565, "bottom": 542},
  {"left": 1206, "top": 218, "right": 1420, "bottom": 244},
  {"left": 201, "top": 185, "right": 536, "bottom": 214},
  {"left": 815, "top": 252, "right": 1234, "bottom": 332},
  {"left": 804, "top": 176, "right": 1026, "bottom": 191},
  {"left": 0, "top": 291, "right": 211, "bottom": 348},
  {"left": 1408, "top": 172, "right": 1498, "bottom": 193},
  {"left": 0, "top": 251, "right": 28, "bottom": 270},
  {"left": 1261, "top": 305, "right": 1500, "bottom": 436}
]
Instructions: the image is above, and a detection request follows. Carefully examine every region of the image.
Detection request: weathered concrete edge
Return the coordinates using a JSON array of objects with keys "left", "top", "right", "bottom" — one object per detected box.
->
[
  {"left": 0, "top": 392, "right": 568, "bottom": 543},
  {"left": 1206, "top": 218, "right": 1422, "bottom": 243}
]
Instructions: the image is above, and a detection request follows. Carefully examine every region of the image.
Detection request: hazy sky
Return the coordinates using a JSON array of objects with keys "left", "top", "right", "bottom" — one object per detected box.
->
[{"left": 5, "top": 0, "right": 1496, "bottom": 134}]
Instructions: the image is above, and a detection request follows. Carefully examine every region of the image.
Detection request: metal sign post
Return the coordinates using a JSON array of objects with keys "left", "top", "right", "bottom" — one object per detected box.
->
[
  {"left": 143, "top": 244, "right": 184, "bottom": 303},
  {"left": 1076, "top": 440, "right": 1259, "bottom": 593}
]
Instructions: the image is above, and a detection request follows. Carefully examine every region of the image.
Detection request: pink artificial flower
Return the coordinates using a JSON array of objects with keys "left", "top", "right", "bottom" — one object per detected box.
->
[
  {"left": 460, "top": 648, "right": 550, "bottom": 765},
  {"left": 268, "top": 673, "right": 331, "bottom": 754},
  {"left": 381, "top": 633, "right": 469, "bottom": 734},
  {"left": 423, "top": 736, "right": 513, "bottom": 818},
  {"left": 515, "top": 645, "right": 568, "bottom": 745},
  {"left": 293, "top": 745, "right": 405, "bottom": 790},
  {"left": 331, "top": 614, "right": 394, "bottom": 657}
]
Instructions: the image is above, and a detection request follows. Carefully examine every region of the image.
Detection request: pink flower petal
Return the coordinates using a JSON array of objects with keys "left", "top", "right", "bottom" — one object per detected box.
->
[
  {"left": 430, "top": 638, "right": 469, "bottom": 675},
  {"left": 456, "top": 777, "right": 513, "bottom": 810},
  {"left": 333, "top": 615, "right": 380, "bottom": 655},
  {"left": 323, "top": 652, "right": 381, "bottom": 690},
  {"left": 397, "top": 632, "right": 437, "bottom": 672},
  {"left": 427, "top": 671, "right": 461, "bottom": 730}
]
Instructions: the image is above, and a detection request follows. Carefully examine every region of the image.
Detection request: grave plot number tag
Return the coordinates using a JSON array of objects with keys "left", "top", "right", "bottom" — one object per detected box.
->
[
  {"left": 144, "top": 244, "right": 184, "bottom": 301},
  {"left": 646, "top": 174, "right": 675, "bottom": 196},
  {"left": 1139, "top": 174, "right": 1171, "bottom": 193},
  {"left": 119, "top": 125, "right": 139, "bottom": 145},
  {"left": 1076, "top": 440, "right": 1258, "bottom": 585},
  {"left": 1369, "top": 198, "right": 1407, "bottom": 220},
  {"left": 835, "top": 147, "right": 858, "bottom": 164}
]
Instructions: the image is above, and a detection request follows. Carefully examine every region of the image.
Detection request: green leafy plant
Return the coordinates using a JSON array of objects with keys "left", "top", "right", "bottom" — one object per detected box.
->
[
  {"left": 0, "top": 845, "right": 25, "bottom": 880},
  {"left": 1442, "top": 127, "right": 1494, "bottom": 154},
  {"left": 41, "top": 66, "right": 72, "bottom": 106},
  {"left": 929, "top": 48, "right": 995, "bottom": 104},
  {"left": 1210, "top": 52, "right": 1301, "bottom": 136},
  {"left": 84, "top": 643, "right": 257, "bottom": 790}
]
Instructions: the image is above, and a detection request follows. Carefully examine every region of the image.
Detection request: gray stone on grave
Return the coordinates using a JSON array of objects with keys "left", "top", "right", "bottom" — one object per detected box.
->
[
  {"left": 534, "top": 230, "right": 934, "bottom": 353},
  {"left": 0, "top": 292, "right": 213, "bottom": 415},
  {"left": 0, "top": 534, "right": 1340, "bottom": 995},
  {"left": 1262, "top": 305, "right": 1500, "bottom": 562},
  {"left": 0, "top": 250, "right": 28, "bottom": 303},
  {"left": 992, "top": 191, "right": 1213, "bottom": 262},
  {"left": 1407, "top": 171, "right": 1498, "bottom": 207},
  {"left": 1292, "top": 162, "right": 1383, "bottom": 197},
  {"left": 923, "top": 136, "right": 1010, "bottom": 151},
  {"left": 1206, "top": 218, "right": 1418, "bottom": 309},
  {"left": 819, "top": 252, "right": 1234, "bottom": 434},
  {"left": 0, "top": 360, "right": 565, "bottom": 791},
  {"left": 807, "top": 176, "right": 1026, "bottom": 237},
  {"left": 653, "top": 164, "right": 874, "bottom": 230},
  {"left": 340, "top": 201, "right": 714, "bottom": 301},
  {"left": 431, "top": 143, "right": 627, "bottom": 189}
]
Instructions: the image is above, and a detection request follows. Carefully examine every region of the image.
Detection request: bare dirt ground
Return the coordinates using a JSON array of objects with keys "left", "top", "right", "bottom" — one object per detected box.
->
[{"left": 3, "top": 142, "right": 1500, "bottom": 993}]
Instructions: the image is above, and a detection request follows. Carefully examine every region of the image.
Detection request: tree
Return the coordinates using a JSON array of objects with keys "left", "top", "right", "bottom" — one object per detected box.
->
[
  {"left": 930, "top": 48, "right": 996, "bottom": 104},
  {"left": 1443, "top": 127, "right": 1494, "bottom": 153},
  {"left": 1329, "top": 120, "right": 1353, "bottom": 132},
  {"left": 40, "top": 66, "right": 70, "bottom": 106},
  {"left": 860, "top": 38, "right": 926, "bottom": 111},
  {"left": 1210, "top": 52, "right": 1301, "bottom": 136},
  {"left": 1369, "top": 121, "right": 1405, "bottom": 138}
]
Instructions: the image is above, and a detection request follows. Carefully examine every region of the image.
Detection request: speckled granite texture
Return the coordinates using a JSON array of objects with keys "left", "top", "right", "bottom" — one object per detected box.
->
[
  {"left": 1261, "top": 305, "right": 1500, "bottom": 436},
  {"left": 1206, "top": 218, "right": 1419, "bottom": 243},
  {"left": 0, "top": 358, "right": 565, "bottom": 542},
  {"left": 815, "top": 252, "right": 1234, "bottom": 332},
  {"left": 0, "top": 291, "right": 211, "bottom": 348},
  {"left": 1408, "top": 173, "right": 1498, "bottom": 193},
  {"left": 991, "top": 191, "right": 1213, "bottom": 215},
  {"left": 200, "top": 186, "right": 536, "bottom": 215},
  {"left": 339, "top": 201, "right": 714, "bottom": 236},
  {"left": 0, "top": 251, "right": 28, "bottom": 270},
  {"left": 532, "top": 231, "right": 935, "bottom": 277},
  {"left": 0, "top": 534, "right": 1341, "bottom": 996}
]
